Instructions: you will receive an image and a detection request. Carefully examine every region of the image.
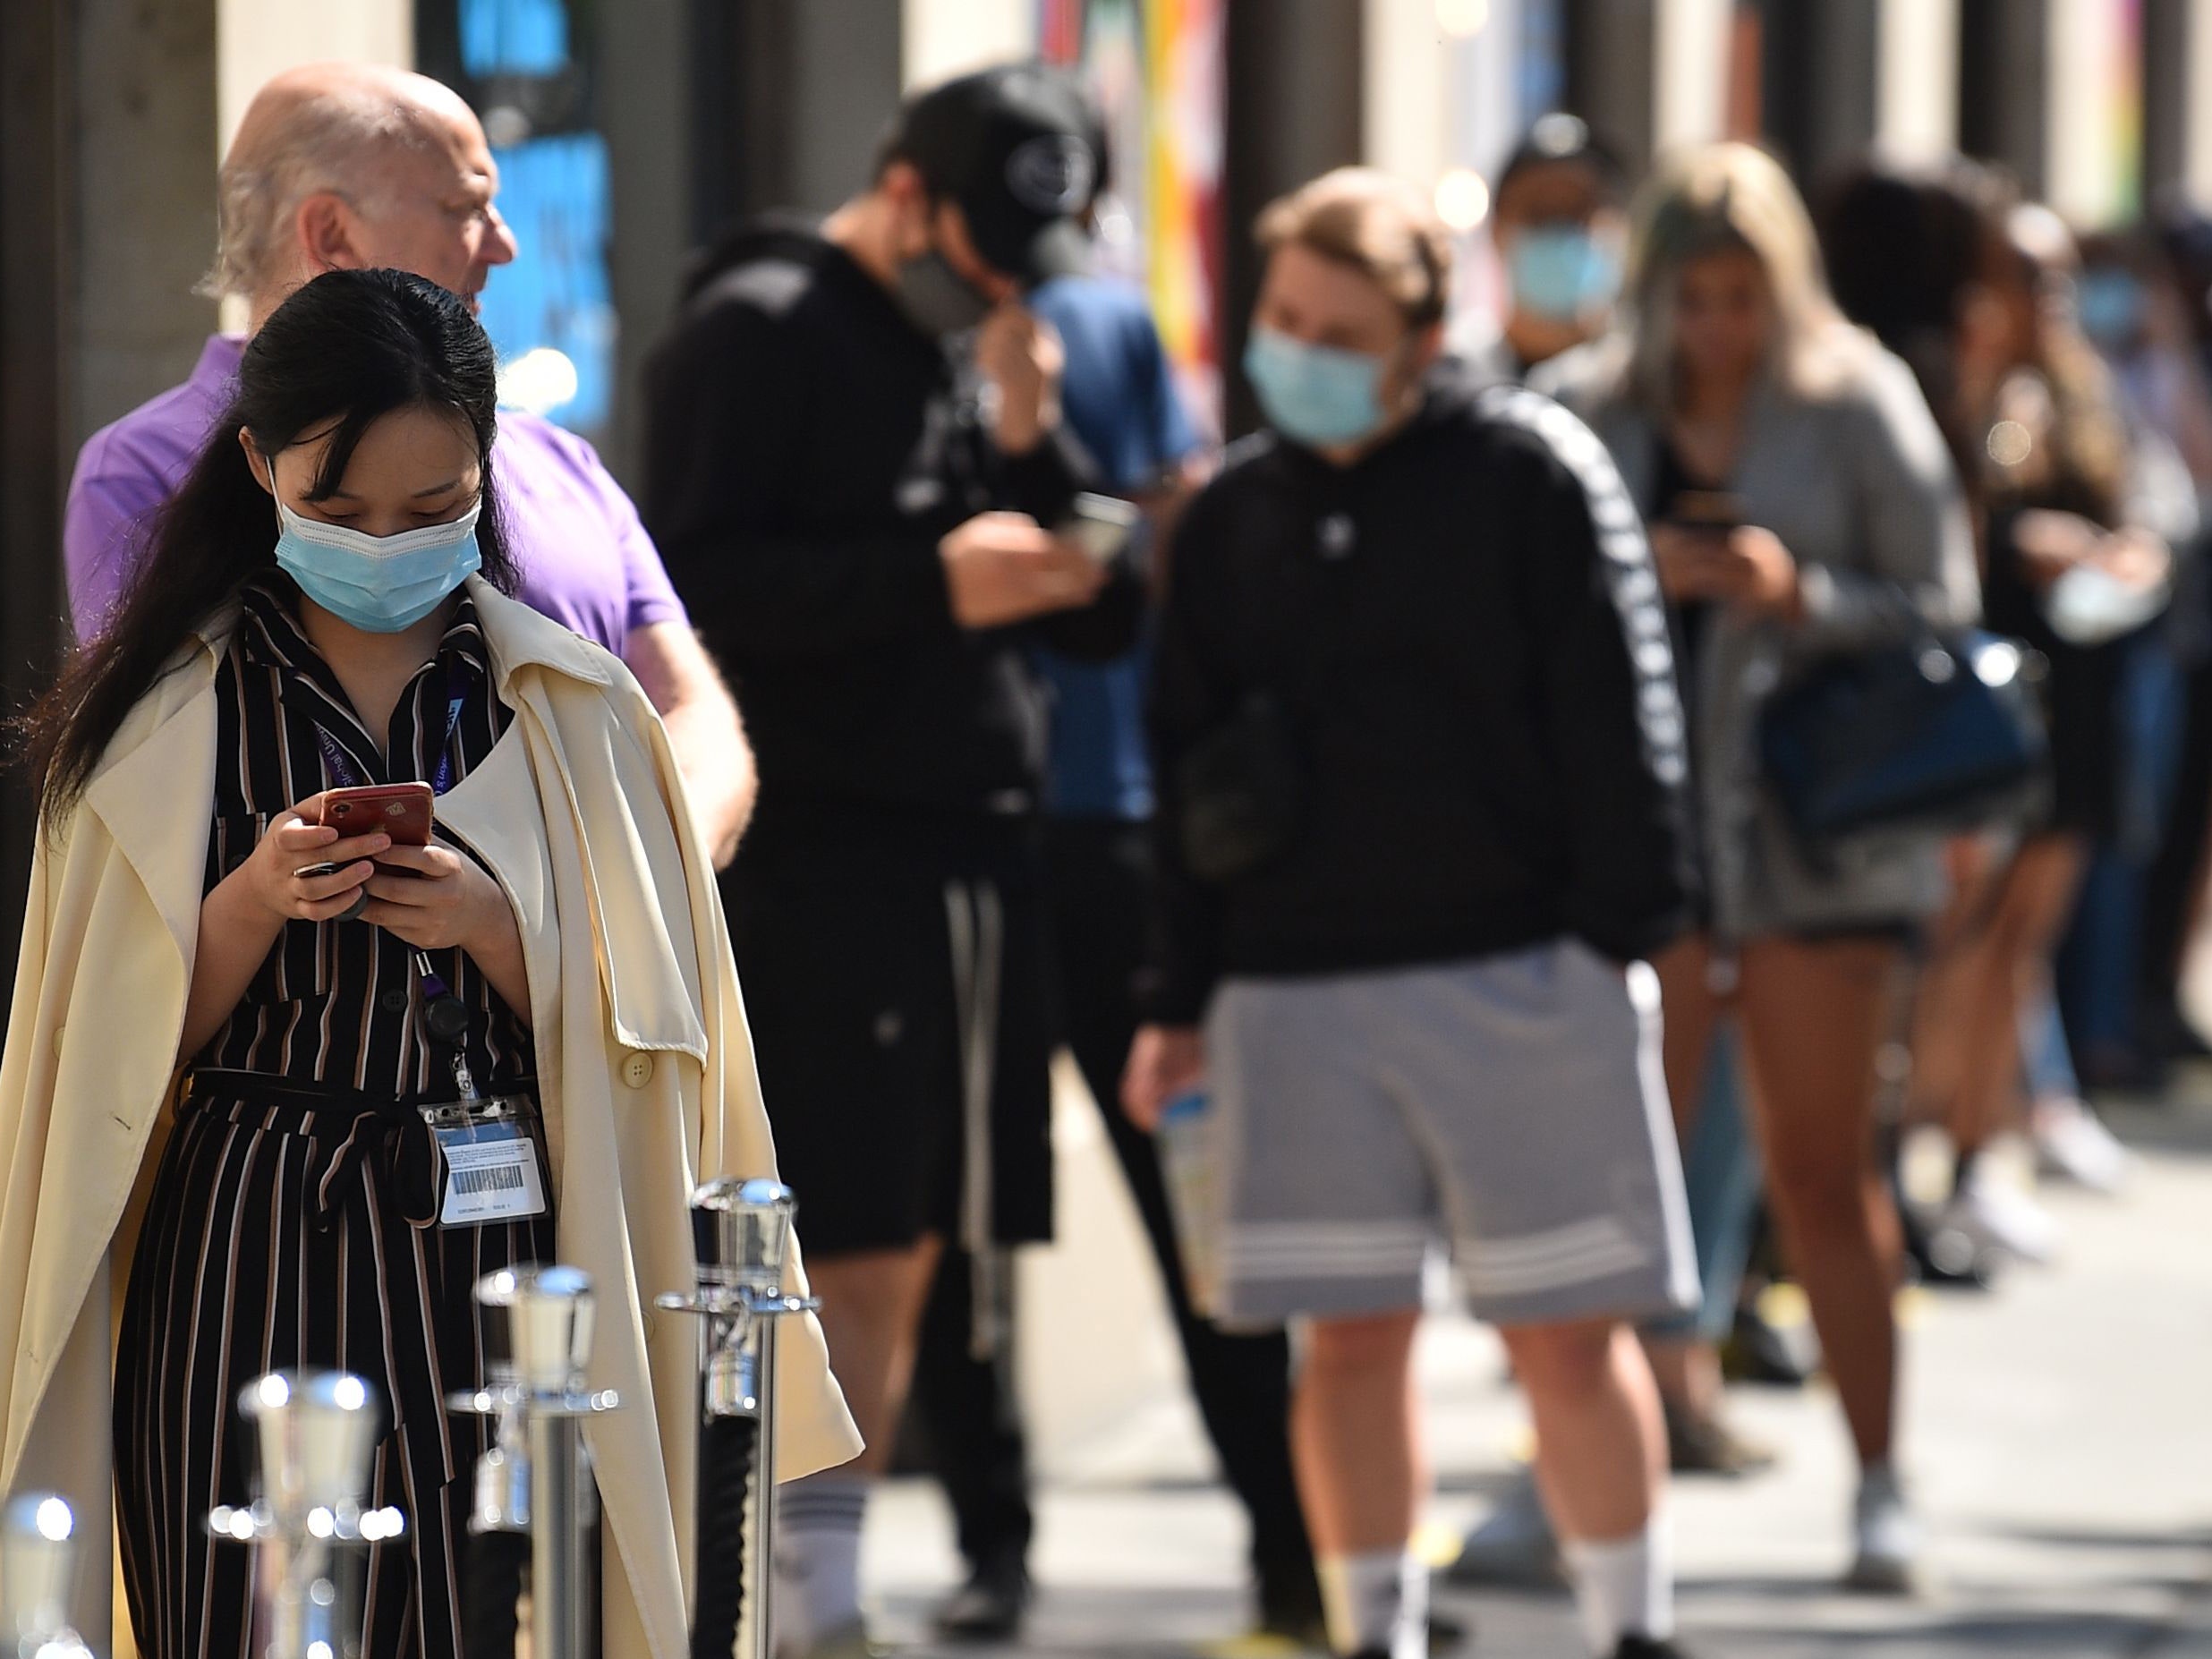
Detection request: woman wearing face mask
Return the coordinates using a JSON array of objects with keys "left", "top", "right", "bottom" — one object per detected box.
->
[
  {"left": 1544, "top": 143, "right": 1980, "bottom": 1593},
  {"left": 0, "top": 268, "right": 858, "bottom": 1659},
  {"left": 1465, "top": 113, "right": 1629, "bottom": 384}
]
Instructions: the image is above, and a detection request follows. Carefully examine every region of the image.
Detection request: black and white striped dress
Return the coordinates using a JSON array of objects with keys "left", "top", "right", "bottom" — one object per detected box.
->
[{"left": 115, "top": 582, "right": 554, "bottom": 1659}]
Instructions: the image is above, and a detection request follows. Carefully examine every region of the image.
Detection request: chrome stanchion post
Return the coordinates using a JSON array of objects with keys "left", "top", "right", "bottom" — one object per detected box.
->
[
  {"left": 208, "top": 1370, "right": 404, "bottom": 1659},
  {"left": 453, "top": 1264, "right": 621, "bottom": 1659},
  {"left": 659, "top": 1178, "right": 815, "bottom": 1659},
  {"left": 2, "top": 1493, "right": 95, "bottom": 1659}
]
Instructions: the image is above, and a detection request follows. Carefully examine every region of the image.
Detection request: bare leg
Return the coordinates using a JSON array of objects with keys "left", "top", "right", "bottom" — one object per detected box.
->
[
  {"left": 805, "top": 1237, "right": 946, "bottom": 1471},
  {"left": 1946, "top": 836, "right": 2089, "bottom": 1159},
  {"left": 1506, "top": 1320, "right": 1665, "bottom": 1541},
  {"left": 1643, "top": 934, "right": 1729, "bottom": 1420},
  {"left": 1510, "top": 1320, "right": 1675, "bottom": 1652},
  {"left": 1737, "top": 935, "right": 1902, "bottom": 1469},
  {"left": 1292, "top": 1311, "right": 1425, "bottom": 1553},
  {"left": 1653, "top": 934, "right": 1724, "bottom": 1142},
  {"left": 1642, "top": 1336, "right": 1725, "bottom": 1419}
]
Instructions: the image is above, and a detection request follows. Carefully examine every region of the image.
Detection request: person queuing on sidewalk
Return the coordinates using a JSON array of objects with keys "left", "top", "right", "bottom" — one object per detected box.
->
[
  {"left": 1455, "top": 113, "right": 1629, "bottom": 385},
  {"left": 903, "top": 94, "right": 1325, "bottom": 1646},
  {"left": 1903, "top": 187, "right": 2188, "bottom": 1266},
  {"left": 641, "top": 64, "right": 1140, "bottom": 1659},
  {"left": 2130, "top": 205, "right": 2212, "bottom": 1072},
  {"left": 63, "top": 63, "right": 758, "bottom": 866},
  {"left": 1453, "top": 114, "right": 1777, "bottom": 1603},
  {"left": 1816, "top": 157, "right": 2072, "bottom": 1278},
  {"left": 0, "top": 268, "right": 859, "bottom": 1659},
  {"left": 1546, "top": 142, "right": 1980, "bottom": 1592},
  {"left": 1124, "top": 166, "right": 1702, "bottom": 1659}
]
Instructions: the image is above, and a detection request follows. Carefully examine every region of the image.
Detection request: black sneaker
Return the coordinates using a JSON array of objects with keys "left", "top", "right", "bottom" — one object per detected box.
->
[
  {"left": 1254, "top": 1550, "right": 1325, "bottom": 1646},
  {"left": 932, "top": 1561, "right": 1033, "bottom": 1642},
  {"left": 1663, "top": 1400, "right": 1779, "bottom": 1478},
  {"left": 1429, "top": 1612, "right": 1472, "bottom": 1654},
  {"left": 1612, "top": 1638, "right": 1692, "bottom": 1658},
  {"left": 1333, "top": 1616, "right": 1470, "bottom": 1659}
]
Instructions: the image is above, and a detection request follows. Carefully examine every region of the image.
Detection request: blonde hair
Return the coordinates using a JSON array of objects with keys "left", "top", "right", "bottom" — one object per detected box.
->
[
  {"left": 1623, "top": 142, "right": 1862, "bottom": 412},
  {"left": 1256, "top": 167, "right": 1453, "bottom": 330}
]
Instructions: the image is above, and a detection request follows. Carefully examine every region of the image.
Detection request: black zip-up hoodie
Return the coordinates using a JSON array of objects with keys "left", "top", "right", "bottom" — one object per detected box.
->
[
  {"left": 640, "top": 217, "right": 1138, "bottom": 841},
  {"left": 1140, "top": 378, "right": 1696, "bottom": 1024}
]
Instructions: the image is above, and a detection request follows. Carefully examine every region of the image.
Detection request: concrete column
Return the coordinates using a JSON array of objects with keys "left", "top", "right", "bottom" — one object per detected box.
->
[
  {"left": 902, "top": 0, "right": 1034, "bottom": 90},
  {"left": 1876, "top": 0, "right": 1961, "bottom": 161},
  {"left": 1653, "top": 0, "right": 1732, "bottom": 156},
  {"left": 1363, "top": 0, "right": 1452, "bottom": 187},
  {"left": 1564, "top": 0, "right": 1657, "bottom": 177},
  {"left": 1221, "top": 0, "right": 1364, "bottom": 436},
  {"left": 2181, "top": 0, "right": 2212, "bottom": 203},
  {"left": 0, "top": 0, "right": 73, "bottom": 1018},
  {"left": 594, "top": 0, "right": 693, "bottom": 485},
  {"left": 71, "top": 0, "right": 222, "bottom": 444},
  {"left": 696, "top": 0, "right": 905, "bottom": 225},
  {"left": 2046, "top": 0, "right": 2143, "bottom": 226},
  {"left": 213, "top": 0, "right": 411, "bottom": 332},
  {"left": 217, "top": 0, "right": 411, "bottom": 153},
  {"left": 2142, "top": 0, "right": 2212, "bottom": 206},
  {"left": 1958, "top": 0, "right": 2048, "bottom": 196},
  {"left": 1761, "top": 0, "right": 1878, "bottom": 181}
]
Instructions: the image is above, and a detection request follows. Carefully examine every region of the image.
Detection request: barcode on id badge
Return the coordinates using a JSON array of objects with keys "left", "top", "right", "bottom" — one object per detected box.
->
[{"left": 454, "top": 1165, "right": 527, "bottom": 1195}]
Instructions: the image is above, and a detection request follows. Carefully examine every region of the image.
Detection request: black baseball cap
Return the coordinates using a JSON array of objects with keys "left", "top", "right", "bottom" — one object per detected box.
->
[
  {"left": 883, "top": 64, "right": 1097, "bottom": 285},
  {"left": 1496, "top": 113, "right": 1627, "bottom": 203}
]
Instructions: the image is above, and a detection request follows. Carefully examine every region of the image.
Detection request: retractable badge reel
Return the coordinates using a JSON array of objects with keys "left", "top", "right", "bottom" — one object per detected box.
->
[{"left": 414, "top": 951, "right": 548, "bottom": 1228}]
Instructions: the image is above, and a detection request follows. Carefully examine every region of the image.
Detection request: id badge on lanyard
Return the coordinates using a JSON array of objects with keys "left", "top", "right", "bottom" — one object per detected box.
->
[{"left": 421, "top": 1094, "right": 549, "bottom": 1227}]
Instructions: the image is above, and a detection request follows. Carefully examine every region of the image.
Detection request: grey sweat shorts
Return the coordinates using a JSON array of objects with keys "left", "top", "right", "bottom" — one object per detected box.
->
[{"left": 1200, "top": 940, "right": 1700, "bottom": 1329}]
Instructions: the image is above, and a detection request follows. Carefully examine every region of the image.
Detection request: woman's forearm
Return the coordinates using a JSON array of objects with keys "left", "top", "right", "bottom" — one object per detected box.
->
[
  {"left": 463, "top": 899, "right": 534, "bottom": 1031},
  {"left": 180, "top": 869, "right": 285, "bottom": 1059},
  {"left": 467, "top": 935, "right": 533, "bottom": 1030}
]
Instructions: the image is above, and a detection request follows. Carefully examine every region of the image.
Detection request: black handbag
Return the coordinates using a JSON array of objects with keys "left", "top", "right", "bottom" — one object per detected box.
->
[
  {"left": 1175, "top": 693, "right": 1303, "bottom": 882},
  {"left": 1757, "top": 631, "right": 2050, "bottom": 847}
]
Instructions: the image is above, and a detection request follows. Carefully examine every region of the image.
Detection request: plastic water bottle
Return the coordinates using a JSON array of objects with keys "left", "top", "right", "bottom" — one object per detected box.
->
[{"left": 1156, "top": 1090, "right": 1220, "bottom": 1312}]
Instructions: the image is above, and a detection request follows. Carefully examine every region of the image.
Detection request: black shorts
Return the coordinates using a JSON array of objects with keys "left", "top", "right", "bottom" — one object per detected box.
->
[{"left": 719, "top": 827, "right": 1055, "bottom": 1257}]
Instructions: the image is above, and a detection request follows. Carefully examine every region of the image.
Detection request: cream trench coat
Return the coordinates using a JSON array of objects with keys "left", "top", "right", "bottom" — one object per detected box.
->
[{"left": 0, "top": 578, "right": 862, "bottom": 1658}]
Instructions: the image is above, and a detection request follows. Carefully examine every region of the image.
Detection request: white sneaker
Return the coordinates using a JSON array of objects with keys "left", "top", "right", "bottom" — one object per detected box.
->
[
  {"left": 2033, "top": 1096, "right": 2132, "bottom": 1194},
  {"left": 1936, "top": 1171, "right": 2061, "bottom": 1266},
  {"left": 1446, "top": 1470, "right": 1565, "bottom": 1588},
  {"left": 1847, "top": 1467, "right": 1925, "bottom": 1594}
]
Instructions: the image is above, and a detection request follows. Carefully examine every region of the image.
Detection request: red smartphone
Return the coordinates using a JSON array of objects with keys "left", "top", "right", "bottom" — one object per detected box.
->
[{"left": 322, "top": 783, "right": 435, "bottom": 848}]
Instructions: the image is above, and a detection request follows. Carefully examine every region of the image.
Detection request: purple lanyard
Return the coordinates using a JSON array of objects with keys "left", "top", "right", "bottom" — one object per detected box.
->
[{"left": 312, "top": 657, "right": 472, "bottom": 796}]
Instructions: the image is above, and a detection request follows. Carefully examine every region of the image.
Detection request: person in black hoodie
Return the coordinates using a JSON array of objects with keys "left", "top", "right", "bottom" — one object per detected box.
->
[
  {"left": 641, "top": 64, "right": 1138, "bottom": 1659},
  {"left": 1121, "top": 169, "right": 1699, "bottom": 1659}
]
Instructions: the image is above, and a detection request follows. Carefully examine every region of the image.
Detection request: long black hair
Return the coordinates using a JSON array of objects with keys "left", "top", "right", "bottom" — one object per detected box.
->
[{"left": 21, "top": 268, "right": 517, "bottom": 822}]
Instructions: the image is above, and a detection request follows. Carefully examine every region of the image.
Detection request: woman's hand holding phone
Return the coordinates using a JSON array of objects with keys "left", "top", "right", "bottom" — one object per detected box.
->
[
  {"left": 358, "top": 845, "right": 510, "bottom": 955},
  {"left": 362, "top": 844, "right": 535, "bottom": 1024},
  {"left": 1651, "top": 511, "right": 1801, "bottom": 619},
  {"left": 241, "top": 792, "right": 390, "bottom": 923}
]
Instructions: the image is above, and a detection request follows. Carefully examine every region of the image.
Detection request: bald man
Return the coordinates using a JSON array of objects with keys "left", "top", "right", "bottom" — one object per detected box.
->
[{"left": 64, "top": 63, "right": 756, "bottom": 862}]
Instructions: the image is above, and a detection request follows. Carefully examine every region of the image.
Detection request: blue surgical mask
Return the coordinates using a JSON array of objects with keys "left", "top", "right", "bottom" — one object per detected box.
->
[
  {"left": 1506, "top": 225, "right": 1621, "bottom": 323},
  {"left": 2074, "top": 268, "right": 2146, "bottom": 353},
  {"left": 1243, "top": 326, "right": 1391, "bottom": 448},
  {"left": 271, "top": 489, "right": 484, "bottom": 634}
]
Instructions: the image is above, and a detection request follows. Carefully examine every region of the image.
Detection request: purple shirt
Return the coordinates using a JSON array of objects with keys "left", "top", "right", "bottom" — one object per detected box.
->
[{"left": 64, "top": 334, "right": 687, "bottom": 653}]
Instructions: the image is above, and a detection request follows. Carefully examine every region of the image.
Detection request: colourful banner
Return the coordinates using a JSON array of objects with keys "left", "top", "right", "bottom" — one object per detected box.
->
[{"left": 1039, "top": 0, "right": 1226, "bottom": 437}]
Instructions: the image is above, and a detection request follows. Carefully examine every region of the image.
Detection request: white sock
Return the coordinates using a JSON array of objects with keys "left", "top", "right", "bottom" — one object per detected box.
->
[
  {"left": 1316, "top": 1549, "right": 1427, "bottom": 1659},
  {"left": 1563, "top": 1512, "right": 1674, "bottom": 1655},
  {"left": 775, "top": 1475, "right": 869, "bottom": 1651}
]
